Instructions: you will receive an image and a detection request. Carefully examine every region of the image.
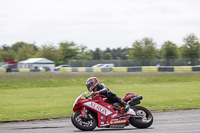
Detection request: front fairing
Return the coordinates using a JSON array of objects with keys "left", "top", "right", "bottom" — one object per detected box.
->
[
  {"left": 72, "top": 93, "right": 133, "bottom": 128},
  {"left": 73, "top": 92, "right": 93, "bottom": 112},
  {"left": 73, "top": 92, "right": 88, "bottom": 108}
]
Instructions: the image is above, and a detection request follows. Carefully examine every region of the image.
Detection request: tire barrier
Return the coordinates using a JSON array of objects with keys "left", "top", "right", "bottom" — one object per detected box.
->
[
  {"left": 12, "top": 69, "right": 19, "bottom": 72},
  {"left": 112, "top": 67, "right": 127, "bottom": 72},
  {"left": 60, "top": 66, "right": 200, "bottom": 72},
  {"left": 60, "top": 67, "right": 111, "bottom": 72},
  {"left": 0, "top": 68, "right": 47, "bottom": 72},
  {"left": 127, "top": 67, "right": 142, "bottom": 72},
  {"left": 61, "top": 67, "right": 141, "bottom": 72},
  {"left": 0, "top": 68, "right": 6, "bottom": 72},
  {"left": 192, "top": 66, "right": 200, "bottom": 71},
  {"left": 101, "top": 67, "right": 112, "bottom": 72},
  {"left": 72, "top": 67, "right": 78, "bottom": 72},
  {"left": 1, "top": 66, "right": 200, "bottom": 73},
  {"left": 174, "top": 66, "right": 192, "bottom": 72},
  {"left": 142, "top": 66, "right": 158, "bottom": 72},
  {"left": 158, "top": 66, "right": 174, "bottom": 72},
  {"left": 93, "top": 67, "right": 101, "bottom": 72},
  {"left": 86, "top": 67, "right": 93, "bottom": 72}
]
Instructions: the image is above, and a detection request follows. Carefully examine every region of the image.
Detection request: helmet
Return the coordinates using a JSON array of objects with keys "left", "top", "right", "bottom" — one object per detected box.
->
[{"left": 86, "top": 77, "right": 99, "bottom": 92}]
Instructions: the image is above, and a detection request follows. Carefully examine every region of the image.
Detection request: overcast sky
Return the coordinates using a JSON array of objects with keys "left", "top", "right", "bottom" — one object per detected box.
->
[{"left": 1, "top": 0, "right": 200, "bottom": 50}]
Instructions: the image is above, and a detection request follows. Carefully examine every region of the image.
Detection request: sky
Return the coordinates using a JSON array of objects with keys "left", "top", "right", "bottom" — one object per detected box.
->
[{"left": 0, "top": 0, "right": 200, "bottom": 50}]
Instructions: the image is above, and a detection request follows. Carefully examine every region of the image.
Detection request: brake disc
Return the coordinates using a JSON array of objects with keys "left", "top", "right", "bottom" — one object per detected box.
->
[{"left": 137, "top": 110, "right": 146, "bottom": 117}]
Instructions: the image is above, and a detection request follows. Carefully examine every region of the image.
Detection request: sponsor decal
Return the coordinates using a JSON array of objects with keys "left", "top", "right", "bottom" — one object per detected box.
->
[
  {"left": 108, "top": 105, "right": 112, "bottom": 109},
  {"left": 110, "top": 120, "right": 126, "bottom": 124},
  {"left": 100, "top": 123, "right": 110, "bottom": 127},
  {"left": 111, "top": 113, "right": 117, "bottom": 118},
  {"left": 101, "top": 122, "right": 104, "bottom": 124},
  {"left": 101, "top": 116, "right": 104, "bottom": 119},
  {"left": 83, "top": 102, "right": 112, "bottom": 116},
  {"left": 110, "top": 124, "right": 125, "bottom": 128},
  {"left": 111, "top": 119, "right": 119, "bottom": 121}
]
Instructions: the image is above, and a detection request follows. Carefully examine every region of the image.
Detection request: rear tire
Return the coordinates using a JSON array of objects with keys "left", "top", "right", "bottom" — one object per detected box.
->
[
  {"left": 71, "top": 111, "right": 97, "bottom": 131},
  {"left": 129, "top": 106, "right": 153, "bottom": 128}
]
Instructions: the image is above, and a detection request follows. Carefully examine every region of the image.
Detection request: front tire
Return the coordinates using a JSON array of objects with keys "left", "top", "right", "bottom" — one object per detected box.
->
[
  {"left": 129, "top": 106, "right": 153, "bottom": 128},
  {"left": 71, "top": 111, "right": 97, "bottom": 131}
]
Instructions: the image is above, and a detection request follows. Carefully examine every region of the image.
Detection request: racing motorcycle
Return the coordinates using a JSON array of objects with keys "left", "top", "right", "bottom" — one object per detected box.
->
[{"left": 71, "top": 92, "right": 153, "bottom": 131}]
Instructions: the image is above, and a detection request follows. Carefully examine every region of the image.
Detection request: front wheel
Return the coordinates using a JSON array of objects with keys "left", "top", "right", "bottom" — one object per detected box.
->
[
  {"left": 129, "top": 106, "right": 153, "bottom": 128},
  {"left": 71, "top": 111, "right": 97, "bottom": 131}
]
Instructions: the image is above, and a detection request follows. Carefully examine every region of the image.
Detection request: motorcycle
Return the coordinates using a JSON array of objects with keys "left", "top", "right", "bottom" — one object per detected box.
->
[{"left": 71, "top": 92, "right": 153, "bottom": 131}]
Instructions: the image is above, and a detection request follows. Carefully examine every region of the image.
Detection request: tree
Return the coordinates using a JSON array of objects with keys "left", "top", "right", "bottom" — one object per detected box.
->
[
  {"left": 34, "top": 44, "right": 60, "bottom": 62},
  {"left": 110, "top": 48, "right": 128, "bottom": 60},
  {"left": 160, "top": 41, "right": 179, "bottom": 66},
  {"left": 129, "top": 38, "right": 157, "bottom": 59},
  {"left": 103, "top": 53, "right": 112, "bottom": 60},
  {"left": 2, "top": 44, "right": 11, "bottom": 51},
  {"left": 93, "top": 48, "right": 102, "bottom": 60},
  {"left": 161, "top": 41, "right": 179, "bottom": 59},
  {"left": 180, "top": 34, "right": 200, "bottom": 65},
  {"left": 0, "top": 50, "right": 16, "bottom": 61},
  {"left": 103, "top": 48, "right": 113, "bottom": 60},
  {"left": 121, "top": 48, "right": 129, "bottom": 60},
  {"left": 11, "top": 42, "right": 38, "bottom": 53},
  {"left": 129, "top": 40, "right": 143, "bottom": 59},
  {"left": 77, "top": 45, "right": 93, "bottom": 60},
  {"left": 17, "top": 45, "right": 36, "bottom": 61},
  {"left": 180, "top": 34, "right": 200, "bottom": 58},
  {"left": 58, "top": 42, "right": 79, "bottom": 63},
  {"left": 129, "top": 38, "right": 157, "bottom": 65}
]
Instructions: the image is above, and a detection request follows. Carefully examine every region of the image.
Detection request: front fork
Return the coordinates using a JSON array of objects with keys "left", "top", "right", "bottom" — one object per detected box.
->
[{"left": 81, "top": 107, "right": 87, "bottom": 118}]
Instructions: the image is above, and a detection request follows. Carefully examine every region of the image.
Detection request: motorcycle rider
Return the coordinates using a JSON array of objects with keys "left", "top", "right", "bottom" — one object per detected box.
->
[{"left": 86, "top": 77, "right": 128, "bottom": 111}]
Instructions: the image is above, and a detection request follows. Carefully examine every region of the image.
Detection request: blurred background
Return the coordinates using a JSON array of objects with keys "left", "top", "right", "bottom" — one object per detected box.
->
[
  {"left": 1, "top": 0, "right": 200, "bottom": 69},
  {"left": 0, "top": 0, "right": 200, "bottom": 123}
]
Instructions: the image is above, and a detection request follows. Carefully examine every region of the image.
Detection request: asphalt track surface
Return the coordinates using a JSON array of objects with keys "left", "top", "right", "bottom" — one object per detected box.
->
[{"left": 0, "top": 109, "right": 200, "bottom": 133}]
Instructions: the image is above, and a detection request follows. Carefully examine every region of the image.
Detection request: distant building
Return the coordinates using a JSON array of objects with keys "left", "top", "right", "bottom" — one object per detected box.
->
[{"left": 18, "top": 58, "right": 55, "bottom": 71}]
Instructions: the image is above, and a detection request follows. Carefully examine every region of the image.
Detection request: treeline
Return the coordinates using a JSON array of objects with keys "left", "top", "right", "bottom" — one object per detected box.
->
[{"left": 0, "top": 33, "right": 200, "bottom": 66}]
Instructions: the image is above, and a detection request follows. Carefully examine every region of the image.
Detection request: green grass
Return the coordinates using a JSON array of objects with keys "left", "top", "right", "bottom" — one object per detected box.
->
[{"left": 0, "top": 72, "right": 200, "bottom": 121}]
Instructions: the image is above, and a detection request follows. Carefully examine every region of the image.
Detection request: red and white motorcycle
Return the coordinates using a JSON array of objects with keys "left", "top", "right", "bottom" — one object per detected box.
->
[{"left": 71, "top": 92, "right": 153, "bottom": 131}]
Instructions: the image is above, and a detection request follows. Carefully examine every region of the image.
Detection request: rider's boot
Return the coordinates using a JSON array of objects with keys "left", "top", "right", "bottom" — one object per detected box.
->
[{"left": 119, "top": 99, "right": 129, "bottom": 113}]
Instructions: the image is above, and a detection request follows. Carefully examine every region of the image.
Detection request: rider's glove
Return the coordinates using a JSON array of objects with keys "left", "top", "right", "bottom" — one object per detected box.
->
[
  {"left": 91, "top": 91, "right": 99, "bottom": 97},
  {"left": 120, "top": 99, "right": 127, "bottom": 108}
]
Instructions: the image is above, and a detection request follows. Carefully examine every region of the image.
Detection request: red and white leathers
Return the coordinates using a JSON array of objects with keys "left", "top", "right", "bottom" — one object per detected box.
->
[{"left": 94, "top": 83, "right": 127, "bottom": 108}]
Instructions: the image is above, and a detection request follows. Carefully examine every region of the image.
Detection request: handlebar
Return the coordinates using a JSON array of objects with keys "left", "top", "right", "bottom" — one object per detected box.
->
[
  {"left": 84, "top": 93, "right": 93, "bottom": 99},
  {"left": 84, "top": 92, "right": 99, "bottom": 99}
]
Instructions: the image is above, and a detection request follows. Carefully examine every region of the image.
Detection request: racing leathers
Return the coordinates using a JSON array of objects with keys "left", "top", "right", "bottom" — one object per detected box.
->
[{"left": 93, "top": 83, "right": 127, "bottom": 107}]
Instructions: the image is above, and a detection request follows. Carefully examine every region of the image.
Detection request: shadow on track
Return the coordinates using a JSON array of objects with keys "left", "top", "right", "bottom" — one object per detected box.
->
[{"left": 73, "top": 127, "right": 154, "bottom": 132}]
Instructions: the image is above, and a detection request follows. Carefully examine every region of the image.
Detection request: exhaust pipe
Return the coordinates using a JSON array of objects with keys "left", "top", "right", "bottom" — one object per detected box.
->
[
  {"left": 131, "top": 95, "right": 143, "bottom": 101},
  {"left": 128, "top": 95, "right": 143, "bottom": 106}
]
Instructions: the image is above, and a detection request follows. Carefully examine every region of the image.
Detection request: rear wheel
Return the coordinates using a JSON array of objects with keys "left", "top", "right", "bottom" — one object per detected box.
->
[
  {"left": 71, "top": 111, "right": 97, "bottom": 131},
  {"left": 129, "top": 106, "right": 153, "bottom": 128}
]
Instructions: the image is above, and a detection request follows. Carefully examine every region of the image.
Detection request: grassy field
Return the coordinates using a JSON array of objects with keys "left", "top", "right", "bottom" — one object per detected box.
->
[{"left": 0, "top": 72, "right": 200, "bottom": 121}]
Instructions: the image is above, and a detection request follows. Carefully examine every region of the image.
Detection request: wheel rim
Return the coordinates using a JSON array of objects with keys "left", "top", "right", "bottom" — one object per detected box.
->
[
  {"left": 75, "top": 112, "right": 95, "bottom": 127},
  {"left": 134, "top": 108, "right": 152, "bottom": 123}
]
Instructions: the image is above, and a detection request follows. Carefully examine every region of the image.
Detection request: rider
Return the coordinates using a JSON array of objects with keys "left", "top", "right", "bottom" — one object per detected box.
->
[{"left": 86, "top": 77, "right": 127, "bottom": 110}]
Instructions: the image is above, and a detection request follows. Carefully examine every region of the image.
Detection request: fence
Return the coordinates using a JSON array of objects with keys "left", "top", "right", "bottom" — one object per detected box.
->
[{"left": 69, "top": 58, "right": 200, "bottom": 67}]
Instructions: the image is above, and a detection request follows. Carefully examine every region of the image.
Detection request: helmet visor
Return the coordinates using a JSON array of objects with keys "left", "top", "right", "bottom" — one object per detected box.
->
[{"left": 86, "top": 82, "right": 94, "bottom": 91}]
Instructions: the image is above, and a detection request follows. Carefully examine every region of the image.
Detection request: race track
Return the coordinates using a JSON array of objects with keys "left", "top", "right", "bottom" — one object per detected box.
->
[{"left": 0, "top": 109, "right": 200, "bottom": 133}]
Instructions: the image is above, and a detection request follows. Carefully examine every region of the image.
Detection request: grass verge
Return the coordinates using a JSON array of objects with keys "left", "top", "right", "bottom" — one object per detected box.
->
[{"left": 0, "top": 72, "right": 200, "bottom": 121}]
